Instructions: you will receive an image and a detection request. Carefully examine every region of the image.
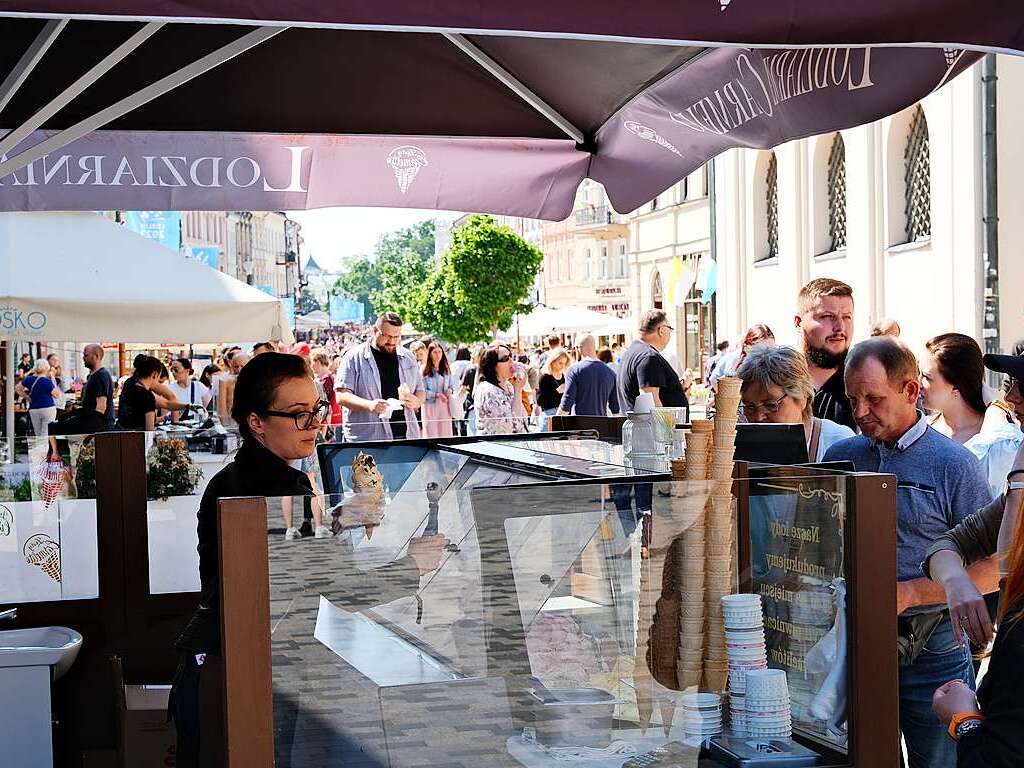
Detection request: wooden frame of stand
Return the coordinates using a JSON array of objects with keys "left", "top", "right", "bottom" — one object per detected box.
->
[{"left": 217, "top": 461, "right": 899, "bottom": 768}]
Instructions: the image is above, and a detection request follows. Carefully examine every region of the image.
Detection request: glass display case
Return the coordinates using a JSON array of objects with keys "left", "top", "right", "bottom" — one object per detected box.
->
[{"left": 216, "top": 439, "right": 897, "bottom": 768}]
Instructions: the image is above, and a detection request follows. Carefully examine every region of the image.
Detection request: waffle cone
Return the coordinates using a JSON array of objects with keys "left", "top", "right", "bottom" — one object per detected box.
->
[{"left": 40, "top": 552, "right": 61, "bottom": 582}]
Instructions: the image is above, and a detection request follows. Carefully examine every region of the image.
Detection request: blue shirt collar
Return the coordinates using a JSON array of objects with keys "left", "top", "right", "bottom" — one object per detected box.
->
[{"left": 874, "top": 411, "right": 929, "bottom": 451}]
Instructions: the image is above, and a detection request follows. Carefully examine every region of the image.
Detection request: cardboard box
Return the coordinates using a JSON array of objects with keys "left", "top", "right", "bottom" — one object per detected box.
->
[{"left": 112, "top": 657, "right": 177, "bottom": 768}]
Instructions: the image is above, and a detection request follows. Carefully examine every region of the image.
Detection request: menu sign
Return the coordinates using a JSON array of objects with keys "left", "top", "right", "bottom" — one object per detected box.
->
[{"left": 747, "top": 478, "right": 848, "bottom": 748}]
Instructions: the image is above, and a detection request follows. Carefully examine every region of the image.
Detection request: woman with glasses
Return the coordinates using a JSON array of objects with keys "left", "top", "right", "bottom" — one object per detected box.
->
[
  {"left": 170, "top": 352, "right": 328, "bottom": 768},
  {"left": 475, "top": 344, "right": 529, "bottom": 436},
  {"left": 737, "top": 344, "right": 854, "bottom": 462}
]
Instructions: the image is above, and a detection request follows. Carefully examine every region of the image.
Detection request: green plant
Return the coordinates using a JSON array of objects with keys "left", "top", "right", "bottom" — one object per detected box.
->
[
  {"left": 12, "top": 476, "right": 33, "bottom": 502},
  {"left": 146, "top": 438, "right": 202, "bottom": 500},
  {"left": 75, "top": 441, "right": 97, "bottom": 500}
]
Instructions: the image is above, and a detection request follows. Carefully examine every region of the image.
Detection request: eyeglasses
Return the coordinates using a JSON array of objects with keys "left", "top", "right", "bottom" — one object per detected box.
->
[
  {"left": 496, "top": 350, "right": 512, "bottom": 362},
  {"left": 262, "top": 400, "right": 331, "bottom": 430},
  {"left": 1005, "top": 377, "right": 1021, "bottom": 394},
  {"left": 660, "top": 324, "right": 674, "bottom": 333},
  {"left": 741, "top": 394, "right": 789, "bottom": 417}
]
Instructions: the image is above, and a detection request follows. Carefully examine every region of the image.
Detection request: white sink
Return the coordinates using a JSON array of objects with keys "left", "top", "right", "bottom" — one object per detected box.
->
[{"left": 0, "top": 626, "right": 82, "bottom": 680}]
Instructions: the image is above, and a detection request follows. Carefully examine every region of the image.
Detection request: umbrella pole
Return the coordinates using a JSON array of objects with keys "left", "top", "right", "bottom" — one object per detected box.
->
[{"left": 5, "top": 341, "right": 14, "bottom": 463}]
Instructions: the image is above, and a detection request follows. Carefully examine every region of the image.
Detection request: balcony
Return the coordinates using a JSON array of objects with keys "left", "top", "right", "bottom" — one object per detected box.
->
[{"left": 574, "top": 204, "right": 629, "bottom": 239}]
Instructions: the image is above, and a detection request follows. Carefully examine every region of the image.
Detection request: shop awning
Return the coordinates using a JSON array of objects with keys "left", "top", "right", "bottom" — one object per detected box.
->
[
  {"left": 0, "top": 5, "right": 1004, "bottom": 218},
  {"left": 0, "top": 211, "right": 293, "bottom": 343}
]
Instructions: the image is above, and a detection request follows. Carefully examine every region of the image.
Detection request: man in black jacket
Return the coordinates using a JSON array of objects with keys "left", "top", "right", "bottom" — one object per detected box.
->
[{"left": 795, "top": 278, "right": 857, "bottom": 431}]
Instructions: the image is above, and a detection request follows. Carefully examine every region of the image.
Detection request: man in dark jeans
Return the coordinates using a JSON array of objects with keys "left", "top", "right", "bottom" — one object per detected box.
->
[{"left": 50, "top": 343, "right": 113, "bottom": 435}]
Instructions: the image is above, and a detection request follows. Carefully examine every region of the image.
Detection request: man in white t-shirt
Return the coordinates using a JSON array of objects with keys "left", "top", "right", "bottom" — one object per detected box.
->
[{"left": 167, "top": 358, "right": 212, "bottom": 411}]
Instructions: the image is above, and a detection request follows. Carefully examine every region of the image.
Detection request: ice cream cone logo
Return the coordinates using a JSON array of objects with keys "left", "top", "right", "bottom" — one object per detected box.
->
[
  {"left": 0, "top": 504, "right": 12, "bottom": 537},
  {"left": 624, "top": 120, "right": 683, "bottom": 157},
  {"left": 36, "top": 459, "right": 65, "bottom": 508},
  {"left": 23, "top": 533, "right": 61, "bottom": 582},
  {"left": 720, "top": 0, "right": 732, "bottom": 9},
  {"left": 386, "top": 146, "right": 429, "bottom": 194},
  {"left": 942, "top": 47, "right": 962, "bottom": 69}
]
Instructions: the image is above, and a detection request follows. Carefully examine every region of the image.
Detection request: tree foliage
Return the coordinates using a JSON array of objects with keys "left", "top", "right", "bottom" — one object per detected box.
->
[
  {"left": 333, "top": 256, "right": 382, "bottom": 319},
  {"left": 408, "top": 215, "right": 543, "bottom": 343}
]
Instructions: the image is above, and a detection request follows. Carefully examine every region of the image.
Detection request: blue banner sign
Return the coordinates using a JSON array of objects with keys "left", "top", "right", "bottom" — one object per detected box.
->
[
  {"left": 184, "top": 245, "right": 220, "bottom": 269},
  {"left": 124, "top": 211, "right": 181, "bottom": 251}
]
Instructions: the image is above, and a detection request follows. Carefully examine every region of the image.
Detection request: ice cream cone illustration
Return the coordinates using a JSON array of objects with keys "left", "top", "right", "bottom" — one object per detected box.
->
[
  {"left": 720, "top": 0, "right": 731, "bottom": 9},
  {"left": 624, "top": 121, "right": 682, "bottom": 157},
  {"left": 943, "top": 47, "right": 961, "bottom": 68},
  {"left": 0, "top": 504, "right": 12, "bottom": 538},
  {"left": 23, "top": 533, "right": 61, "bottom": 583},
  {"left": 386, "top": 146, "right": 429, "bottom": 194},
  {"left": 36, "top": 459, "right": 66, "bottom": 508}
]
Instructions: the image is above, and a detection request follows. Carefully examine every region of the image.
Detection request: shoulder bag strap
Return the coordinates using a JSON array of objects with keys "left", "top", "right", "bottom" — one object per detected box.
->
[{"left": 808, "top": 417, "right": 822, "bottom": 463}]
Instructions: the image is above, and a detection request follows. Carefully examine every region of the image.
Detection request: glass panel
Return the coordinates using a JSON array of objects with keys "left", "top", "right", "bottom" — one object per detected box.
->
[
  {"left": 0, "top": 435, "right": 99, "bottom": 602},
  {"left": 145, "top": 431, "right": 231, "bottom": 594},
  {"left": 249, "top": 471, "right": 854, "bottom": 768},
  {"left": 745, "top": 469, "right": 848, "bottom": 750}
]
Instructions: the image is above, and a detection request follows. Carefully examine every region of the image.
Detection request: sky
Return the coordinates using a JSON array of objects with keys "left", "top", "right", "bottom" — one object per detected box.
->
[{"left": 288, "top": 207, "right": 463, "bottom": 272}]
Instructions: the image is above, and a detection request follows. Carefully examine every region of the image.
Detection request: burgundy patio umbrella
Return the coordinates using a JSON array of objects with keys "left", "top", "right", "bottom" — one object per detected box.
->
[{"left": 0, "top": 3, "right": 1012, "bottom": 218}]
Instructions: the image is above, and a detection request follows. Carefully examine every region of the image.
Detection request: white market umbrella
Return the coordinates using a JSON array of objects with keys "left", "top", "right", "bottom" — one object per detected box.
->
[
  {"left": 0, "top": 211, "right": 293, "bottom": 454},
  {"left": 295, "top": 310, "right": 330, "bottom": 331},
  {"left": 503, "top": 304, "right": 624, "bottom": 338}
]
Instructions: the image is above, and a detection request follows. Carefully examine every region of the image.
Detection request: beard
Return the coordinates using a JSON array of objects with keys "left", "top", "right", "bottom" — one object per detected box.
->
[{"left": 805, "top": 345, "right": 848, "bottom": 371}]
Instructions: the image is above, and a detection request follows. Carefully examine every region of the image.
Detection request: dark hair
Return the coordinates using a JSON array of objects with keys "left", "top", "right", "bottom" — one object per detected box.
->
[
  {"left": 423, "top": 341, "right": 450, "bottom": 377},
  {"left": 231, "top": 352, "right": 311, "bottom": 440},
  {"left": 132, "top": 354, "right": 163, "bottom": 380},
  {"left": 717, "top": 340, "right": 730, "bottom": 352},
  {"left": 597, "top": 347, "right": 613, "bottom": 364},
  {"left": 455, "top": 345, "right": 471, "bottom": 362},
  {"left": 639, "top": 309, "right": 669, "bottom": 334},
  {"left": 925, "top": 333, "right": 987, "bottom": 416},
  {"left": 479, "top": 344, "right": 510, "bottom": 387},
  {"left": 377, "top": 311, "right": 403, "bottom": 328},
  {"left": 845, "top": 337, "right": 919, "bottom": 388},
  {"left": 547, "top": 335, "right": 561, "bottom": 348},
  {"left": 200, "top": 364, "right": 219, "bottom": 388},
  {"left": 175, "top": 357, "right": 193, "bottom": 373},
  {"left": 742, "top": 324, "right": 775, "bottom": 350}
]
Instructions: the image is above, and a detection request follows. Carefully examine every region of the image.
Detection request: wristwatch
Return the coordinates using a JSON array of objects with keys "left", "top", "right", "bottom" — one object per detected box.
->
[{"left": 948, "top": 712, "right": 984, "bottom": 740}]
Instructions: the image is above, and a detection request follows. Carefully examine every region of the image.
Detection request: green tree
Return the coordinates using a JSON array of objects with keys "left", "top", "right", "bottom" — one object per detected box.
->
[
  {"left": 375, "top": 248, "right": 430, "bottom": 319},
  {"left": 376, "top": 220, "right": 435, "bottom": 264},
  {"left": 333, "top": 256, "right": 381, "bottom": 320},
  {"left": 296, "top": 287, "right": 322, "bottom": 314},
  {"left": 409, "top": 215, "right": 543, "bottom": 343}
]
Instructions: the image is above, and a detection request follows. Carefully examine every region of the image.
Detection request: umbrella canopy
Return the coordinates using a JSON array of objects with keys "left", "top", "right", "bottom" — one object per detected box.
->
[
  {"left": 0, "top": 211, "right": 293, "bottom": 343},
  {"left": 0, "top": 6, "right": 1000, "bottom": 218},
  {"left": 503, "top": 305, "right": 625, "bottom": 337},
  {"left": 294, "top": 309, "right": 329, "bottom": 331}
]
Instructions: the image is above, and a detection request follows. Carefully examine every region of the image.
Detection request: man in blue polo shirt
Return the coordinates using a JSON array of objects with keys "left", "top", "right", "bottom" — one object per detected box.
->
[
  {"left": 558, "top": 334, "right": 619, "bottom": 417},
  {"left": 823, "top": 337, "right": 992, "bottom": 768}
]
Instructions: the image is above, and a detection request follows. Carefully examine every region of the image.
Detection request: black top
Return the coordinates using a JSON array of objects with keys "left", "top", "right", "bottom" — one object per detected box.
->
[
  {"left": 116, "top": 377, "right": 156, "bottom": 430},
  {"left": 957, "top": 606, "right": 1024, "bottom": 768},
  {"left": 537, "top": 373, "right": 565, "bottom": 410},
  {"left": 462, "top": 366, "right": 477, "bottom": 404},
  {"left": 617, "top": 340, "right": 689, "bottom": 412},
  {"left": 371, "top": 345, "right": 406, "bottom": 440},
  {"left": 176, "top": 439, "right": 313, "bottom": 653},
  {"left": 82, "top": 366, "right": 115, "bottom": 428},
  {"left": 812, "top": 367, "right": 856, "bottom": 431}
]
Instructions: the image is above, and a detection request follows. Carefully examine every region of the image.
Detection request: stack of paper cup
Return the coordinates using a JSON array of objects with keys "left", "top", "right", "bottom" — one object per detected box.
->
[
  {"left": 682, "top": 692, "right": 723, "bottom": 742},
  {"left": 721, "top": 594, "right": 768, "bottom": 736},
  {"left": 744, "top": 669, "right": 792, "bottom": 739}
]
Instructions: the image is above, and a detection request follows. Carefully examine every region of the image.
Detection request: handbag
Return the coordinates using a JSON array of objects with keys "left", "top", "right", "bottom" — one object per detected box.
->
[
  {"left": 896, "top": 610, "right": 944, "bottom": 667},
  {"left": 448, "top": 378, "right": 465, "bottom": 420}
]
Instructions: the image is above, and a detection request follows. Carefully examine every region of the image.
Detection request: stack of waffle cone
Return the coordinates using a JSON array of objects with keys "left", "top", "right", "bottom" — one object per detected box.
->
[{"left": 704, "top": 381, "right": 741, "bottom": 690}]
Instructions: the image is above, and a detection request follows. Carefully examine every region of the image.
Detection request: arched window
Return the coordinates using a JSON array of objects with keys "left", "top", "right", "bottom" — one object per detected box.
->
[
  {"left": 827, "top": 134, "right": 847, "bottom": 251},
  {"left": 652, "top": 271, "right": 664, "bottom": 309},
  {"left": 765, "top": 152, "right": 779, "bottom": 261},
  {"left": 904, "top": 105, "right": 931, "bottom": 242}
]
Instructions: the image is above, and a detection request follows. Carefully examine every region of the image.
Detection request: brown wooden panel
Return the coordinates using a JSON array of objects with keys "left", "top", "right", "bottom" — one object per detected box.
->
[
  {"left": 848, "top": 474, "right": 899, "bottom": 767},
  {"left": 218, "top": 496, "right": 274, "bottom": 768}
]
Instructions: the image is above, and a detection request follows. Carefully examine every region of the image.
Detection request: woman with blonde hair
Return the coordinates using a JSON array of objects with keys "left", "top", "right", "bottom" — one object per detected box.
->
[
  {"left": 736, "top": 344, "right": 853, "bottom": 461},
  {"left": 537, "top": 348, "right": 571, "bottom": 431}
]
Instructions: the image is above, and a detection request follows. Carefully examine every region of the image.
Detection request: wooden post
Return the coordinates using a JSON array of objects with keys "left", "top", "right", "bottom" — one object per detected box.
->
[{"left": 218, "top": 497, "right": 274, "bottom": 768}]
